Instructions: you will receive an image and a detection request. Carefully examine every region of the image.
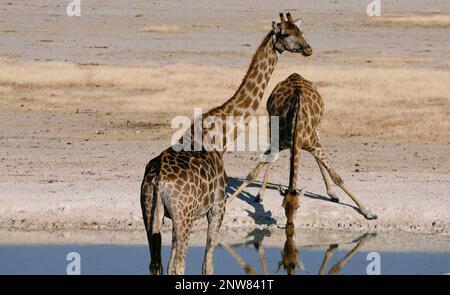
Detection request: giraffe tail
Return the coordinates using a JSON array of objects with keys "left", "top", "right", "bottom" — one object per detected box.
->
[{"left": 141, "top": 163, "right": 164, "bottom": 275}]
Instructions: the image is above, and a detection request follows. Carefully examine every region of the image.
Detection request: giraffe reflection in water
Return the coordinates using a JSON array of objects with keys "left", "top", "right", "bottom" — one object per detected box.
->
[{"left": 222, "top": 231, "right": 376, "bottom": 275}]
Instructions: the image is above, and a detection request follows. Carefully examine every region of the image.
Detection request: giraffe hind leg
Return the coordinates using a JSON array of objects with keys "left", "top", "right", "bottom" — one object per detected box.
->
[
  {"left": 171, "top": 215, "right": 193, "bottom": 275},
  {"left": 203, "top": 195, "right": 226, "bottom": 275},
  {"left": 309, "top": 144, "right": 377, "bottom": 220},
  {"left": 315, "top": 158, "right": 339, "bottom": 203}
]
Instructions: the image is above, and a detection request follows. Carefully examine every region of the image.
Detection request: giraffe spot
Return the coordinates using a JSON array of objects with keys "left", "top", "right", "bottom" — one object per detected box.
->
[
  {"left": 252, "top": 87, "right": 259, "bottom": 97},
  {"left": 250, "top": 100, "right": 259, "bottom": 110},
  {"left": 238, "top": 99, "right": 251, "bottom": 109},
  {"left": 259, "top": 89, "right": 266, "bottom": 97},
  {"left": 203, "top": 197, "right": 209, "bottom": 207},
  {"left": 167, "top": 173, "right": 178, "bottom": 181},
  {"left": 246, "top": 81, "right": 255, "bottom": 92},
  {"left": 179, "top": 170, "right": 187, "bottom": 179},
  {"left": 171, "top": 165, "right": 180, "bottom": 174},
  {"left": 256, "top": 73, "right": 263, "bottom": 84},
  {"left": 312, "top": 103, "right": 319, "bottom": 114}
]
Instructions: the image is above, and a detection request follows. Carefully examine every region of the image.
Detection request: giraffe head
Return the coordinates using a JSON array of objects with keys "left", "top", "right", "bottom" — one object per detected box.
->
[
  {"left": 272, "top": 12, "right": 312, "bottom": 56},
  {"left": 277, "top": 232, "right": 304, "bottom": 275},
  {"left": 279, "top": 187, "right": 303, "bottom": 236}
]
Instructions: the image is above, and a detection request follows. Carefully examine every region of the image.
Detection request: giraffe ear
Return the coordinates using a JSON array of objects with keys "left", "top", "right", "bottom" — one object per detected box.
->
[
  {"left": 272, "top": 21, "right": 281, "bottom": 34},
  {"left": 296, "top": 187, "right": 306, "bottom": 197},
  {"left": 278, "top": 186, "right": 287, "bottom": 195},
  {"left": 293, "top": 18, "right": 303, "bottom": 28}
]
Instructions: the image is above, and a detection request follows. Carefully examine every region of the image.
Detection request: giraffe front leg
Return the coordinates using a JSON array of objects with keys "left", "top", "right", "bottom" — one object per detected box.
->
[
  {"left": 255, "top": 243, "right": 268, "bottom": 275},
  {"left": 228, "top": 161, "right": 265, "bottom": 203},
  {"left": 256, "top": 162, "right": 273, "bottom": 203},
  {"left": 318, "top": 244, "right": 338, "bottom": 275},
  {"left": 315, "top": 158, "right": 339, "bottom": 203},
  {"left": 203, "top": 197, "right": 226, "bottom": 274},
  {"left": 310, "top": 144, "right": 377, "bottom": 220}
]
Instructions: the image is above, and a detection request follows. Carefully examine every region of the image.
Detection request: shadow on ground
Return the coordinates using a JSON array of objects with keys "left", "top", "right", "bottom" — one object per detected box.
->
[{"left": 226, "top": 177, "right": 362, "bottom": 219}]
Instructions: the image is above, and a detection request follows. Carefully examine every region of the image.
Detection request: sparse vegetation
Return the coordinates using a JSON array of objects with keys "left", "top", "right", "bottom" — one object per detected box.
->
[
  {"left": 141, "top": 25, "right": 180, "bottom": 33},
  {"left": 0, "top": 61, "right": 448, "bottom": 142},
  {"left": 371, "top": 13, "right": 450, "bottom": 27}
]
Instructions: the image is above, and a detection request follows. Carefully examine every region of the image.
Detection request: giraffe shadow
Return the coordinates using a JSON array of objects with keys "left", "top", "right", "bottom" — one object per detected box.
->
[
  {"left": 227, "top": 177, "right": 361, "bottom": 216},
  {"left": 302, "top": 191, "right": 362, "bottom": 215},
  {"left": 226, "top": 178, "right": 277, "bottom": 226},
  {"left": 232, "top": 228, "right": 272, "bottom": 248}
]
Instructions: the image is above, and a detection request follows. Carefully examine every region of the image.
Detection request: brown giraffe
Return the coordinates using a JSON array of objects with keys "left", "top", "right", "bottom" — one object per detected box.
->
[
  {"left": 318, "top": 233, "right": 376, "bottom": 275},
  {"left": 277, "top": 231, "right": 304, "bottom": 275},
  {"left": 221, "top": 242, "right": 259, "bottom": 275},
  {"left": 223, "top": 231, "right": 375, "bottom": 275},
  {"left": 141, "top": 13, "right": 313, "bottom": 275},
  {"left": 280, "top": 187, "right": 304, "bottom": 236},
  {"left": 221, "top": 229, "right": 270, "bottom": 275},
  {"left": 278, "top": 231, "right": 375, "bottom": 275},
  {"left": 228, "top": 73, "right": 378, "bottom": 224}
]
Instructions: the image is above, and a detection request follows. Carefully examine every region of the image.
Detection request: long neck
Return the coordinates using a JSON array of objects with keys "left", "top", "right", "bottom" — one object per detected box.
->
[
  {"left": 211, "top": 32, "right": 278, "bottom": 119},
  {"left": 183, "top": 32, "right": 279, "bottom": 154}
]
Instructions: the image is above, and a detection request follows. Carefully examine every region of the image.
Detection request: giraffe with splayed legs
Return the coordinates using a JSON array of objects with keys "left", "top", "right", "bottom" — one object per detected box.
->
[
  {"left": 141, "top": 13, "right": 313, "bottom": 275},
  {"left": 222, "top": 231, "right": 375, "bottom": 275},
  {"left": 228, "top": 73, "right": 378, "bottom": 226}
]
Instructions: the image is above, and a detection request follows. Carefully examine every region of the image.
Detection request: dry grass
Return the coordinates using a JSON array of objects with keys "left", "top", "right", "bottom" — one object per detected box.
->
[
  {"left": 140, "top": 25, "right": 180, "bottom": 33},
  {"left": 371, "top": 13, "right": 450, "bottom": 27},
  {"left": 0, "top": 61, "right": 449, "bottom": 142}
]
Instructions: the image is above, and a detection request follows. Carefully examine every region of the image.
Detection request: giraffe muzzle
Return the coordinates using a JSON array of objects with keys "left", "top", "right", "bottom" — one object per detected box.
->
[{"left": 302, "top": 45, "right": 313, "bottom": 56}]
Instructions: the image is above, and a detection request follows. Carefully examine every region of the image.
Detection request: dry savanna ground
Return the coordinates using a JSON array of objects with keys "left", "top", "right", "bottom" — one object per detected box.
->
[
  {"left": 370, "top": 13, "right": 450, "bottom": 27},
  {"left": 1, "top": 60, "right": 449, "bottom": 142}
]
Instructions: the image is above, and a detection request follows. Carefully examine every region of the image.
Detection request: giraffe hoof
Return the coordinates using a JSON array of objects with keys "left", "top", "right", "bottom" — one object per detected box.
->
[
  {"left": 363, "top": 211, "right": 378, "bottom": 220},
  {"left": 328, "top": 193, "right": 340, "bottom": 203}
]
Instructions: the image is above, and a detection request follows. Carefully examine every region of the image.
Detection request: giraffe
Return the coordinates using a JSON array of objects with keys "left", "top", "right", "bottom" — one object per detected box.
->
[
  {"left": 221, "top": 242, "right": 259, "bottom": 275},
  {"left": 221, "top": 228, "right": 270, "bottom": 275},
  {"left": 141, "top": 13, "right": 313, "bottom": 275},
  {"left": 277, "top": 231, "right": 305, "bottom": 275},
  {"left": 222, "top": 231, "right": 375, "bottom": 275},
  {"left": 318, "top": 232, "right": 376, "bottom": 275},
  {"left": 228, "top": 73, "right": 378, "bottom": 226},
  {"left": 278, "top": 231, "right": 376, "bottom": 275}
]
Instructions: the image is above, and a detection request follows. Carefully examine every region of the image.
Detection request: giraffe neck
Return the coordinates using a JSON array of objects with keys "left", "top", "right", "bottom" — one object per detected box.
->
[
  {"left": 200, "top": 32, "right": 278, "bottom": 154},
  {"left": 181, "top": 32, "right": 279, "bottom": 154},
  {"left": 212, "top": 32, "right": 278, "bottom": 119}
]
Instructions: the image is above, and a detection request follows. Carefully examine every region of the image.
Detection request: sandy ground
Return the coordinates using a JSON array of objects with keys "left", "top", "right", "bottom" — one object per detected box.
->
[
  {"left": 0, "top": 107, "right": 449, "bottom": 237},
  {"left": 0, "top": 0, "right": 449, "bottom": 244}
]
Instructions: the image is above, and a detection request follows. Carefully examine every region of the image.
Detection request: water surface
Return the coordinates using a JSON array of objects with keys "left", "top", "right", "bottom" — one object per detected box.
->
[{"left": 1, "top": 234, "right": 449, "bottom": 275}]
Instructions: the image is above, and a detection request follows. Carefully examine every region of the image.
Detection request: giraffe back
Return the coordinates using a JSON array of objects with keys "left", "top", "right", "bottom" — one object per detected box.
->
[
  {"left": 267, "top": 73, "right": 324, "bottom": 150},
  {"left": 157, "top": 148, "right": 225, "bottom": 221}
]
